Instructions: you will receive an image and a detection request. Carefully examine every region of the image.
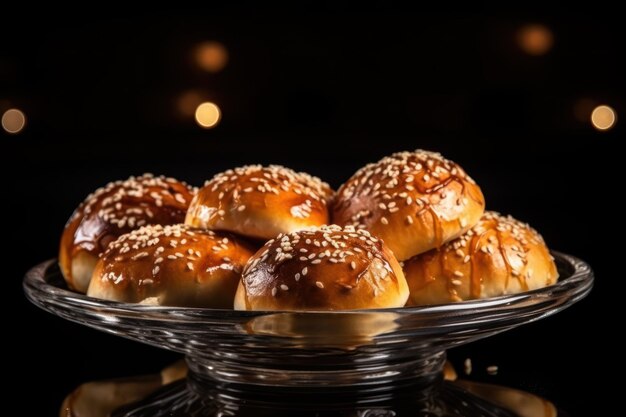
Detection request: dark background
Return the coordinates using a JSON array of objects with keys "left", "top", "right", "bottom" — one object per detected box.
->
[{"left": 3, "top": 15, "right": 620, "bottom": 415}]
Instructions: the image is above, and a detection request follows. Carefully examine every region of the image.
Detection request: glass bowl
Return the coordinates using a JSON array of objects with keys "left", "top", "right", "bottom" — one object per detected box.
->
[{"left": 24, "top": 252, "right": 592, "bottom": 416}]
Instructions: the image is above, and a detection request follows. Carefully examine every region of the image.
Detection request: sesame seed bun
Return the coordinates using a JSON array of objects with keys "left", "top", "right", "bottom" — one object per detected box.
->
[
  {"left": 234, "top": 225, "right": 409, "bottom": 311},
  {"left": 87, "top": 224, "right": 255, "bottom": 307},
  {"left": 332, "top": 150, "right": 485, "bottom": 261},
  {"left": 403, "top": 211, "right": 558, "bottom": 305},
  {"left": 185, "top": 165, "right": 333, "bottom": 240},
  {"left": 59, "top": 174, "right": 196, "bottom": 293}
]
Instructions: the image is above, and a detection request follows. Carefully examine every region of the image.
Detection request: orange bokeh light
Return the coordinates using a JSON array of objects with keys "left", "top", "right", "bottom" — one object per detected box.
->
[
  {"left": 195, "top": 41, "right": 228, "bottom": 73},
  {"left": 517, "top": 24, "right": 553, "bottom": 56}
]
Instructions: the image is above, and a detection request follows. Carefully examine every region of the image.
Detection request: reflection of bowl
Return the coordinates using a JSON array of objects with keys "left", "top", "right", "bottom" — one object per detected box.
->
[{"left": 25, "top": 253, "right": 592, "bottom": 415}]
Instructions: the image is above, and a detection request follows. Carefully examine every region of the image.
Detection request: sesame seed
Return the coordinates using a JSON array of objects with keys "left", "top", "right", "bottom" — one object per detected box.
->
[
  {"left": 280, "top": 284, "right": 289, "bottom": 291},
  {"left": 302, "top": 267, "right": 308, "bottom": 276},
  {"left": 453, "top": 271, "right": 464, "bottom": 277},
  {"left": 315, "top": 281, "right": 324, "bottom": 288},
  {"left": 381, "top": 217, "right": 389, "bottom": 225},
  {"left": 311, "top": 259, "right": 321, "bottom": 264},
  {"left": 271, "top": 287, "right": 278, "bottom": 297},
  {"left": 486, "top": 366, "right": 498, "bottom": 375},
  {"left": 406, "top": 215, "right": 413, "bottom": 225},
  {"left": 452, "top": 279, "right": 462, "bottom": 286},
  {"left": 186, "top": 262, "right": 194, "bottom": 271},
  {"left": 237, "top": 205, "right": 246, "bottom": 212},
  {"left": 350, "top": 261, "right": 356, "bottom": 269}
]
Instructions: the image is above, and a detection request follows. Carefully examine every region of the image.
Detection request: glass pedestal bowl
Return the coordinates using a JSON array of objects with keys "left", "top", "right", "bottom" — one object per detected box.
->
[{"left": 24, "top": 252, "right": 592, "bottom": 417}]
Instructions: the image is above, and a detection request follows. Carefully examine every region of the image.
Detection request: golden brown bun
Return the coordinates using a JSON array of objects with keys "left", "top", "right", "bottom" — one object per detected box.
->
[
  {"left": 60, "top": 174, "right": 196, "bottom": 293},
  {"left": 332, "top": 150, "right": 485, "bottom": 261},
  {"left": 234, "top": 225, "right": 409, "bottom": 311},
  {"left": 404, "top": 211, "right": 558, "bottom": 306},
  {"left": 87, "top": 224, "right": 255, "bottom": 308},
  {"left": 185, "top": 165, "right": 333, "bottom": 240}
]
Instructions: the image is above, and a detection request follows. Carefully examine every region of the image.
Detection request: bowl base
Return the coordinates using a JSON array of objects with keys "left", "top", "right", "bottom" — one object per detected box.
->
[{"left": 110, "top": 376, "right": 557, "bottom": 417}]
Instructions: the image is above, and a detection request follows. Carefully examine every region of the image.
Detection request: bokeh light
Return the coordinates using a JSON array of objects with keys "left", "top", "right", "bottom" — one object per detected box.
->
[
  {"left": 517, "top": 24, "right": 554, "bottom": 56},
  {"left": 177, "top": 91, "right": 204, "bottom": 117},
  {"left": 195, "top": 41, "right": 229, "bottom": 73},
  {"left": 1, "top": 108, "right": 26, "bottom": 134},
  {"left": 195, "top": 102, "right": 221, "bottom": 128},
  {"left": 590, "top": 105, "right": 616, "bottom": 131}
]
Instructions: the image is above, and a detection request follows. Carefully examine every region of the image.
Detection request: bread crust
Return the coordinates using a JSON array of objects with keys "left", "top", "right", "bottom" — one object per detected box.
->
[
  {"left": 404, "top": 211, "right": 558, "bottom": 305},
  {"left": 333, "top": 150, "right": 485, "bottom": 261}
]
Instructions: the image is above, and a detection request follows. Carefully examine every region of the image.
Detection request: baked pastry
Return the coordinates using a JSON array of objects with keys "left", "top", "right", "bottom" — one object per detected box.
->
[
  {"left": 185, "top": 165, "right": 333, "bottom": 240},
  {"left": 234, "top": 225, "right": 408, "bottom": 311},
  {"left": 332, "top": 150, "right": 485, "bottom": 261},
  {"left": 59, "top": 174, "right": 195, "bottom": 293},
  {"left": 87, "top": 224, "right": 255, "bottom": 307},
  {"left": 403, "top": 211, "right": 558, "bottom": 306}
]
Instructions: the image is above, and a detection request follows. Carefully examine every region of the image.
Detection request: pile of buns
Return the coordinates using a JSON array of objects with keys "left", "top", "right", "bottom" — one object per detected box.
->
[{"left": 59, "top": 150, "right": 558, "bottom": 310}]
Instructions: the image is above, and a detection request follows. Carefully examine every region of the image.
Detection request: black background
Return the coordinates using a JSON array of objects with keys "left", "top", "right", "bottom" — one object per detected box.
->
[{"left": 3, "top": 14, "right": 620, "bottom": 415}]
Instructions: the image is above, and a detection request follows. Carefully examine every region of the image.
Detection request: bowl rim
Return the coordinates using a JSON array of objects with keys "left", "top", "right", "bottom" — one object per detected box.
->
[{"left": 23, "top": 251, "right": 593, "bottom": 318}]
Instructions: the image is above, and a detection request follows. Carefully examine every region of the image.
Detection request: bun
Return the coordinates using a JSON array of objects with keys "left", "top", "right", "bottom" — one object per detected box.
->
[
  {"left": 234, "top": 225, "right": 408, "bottom": 311},
  {"left": 404, "top": 211, "right": 558, "bottom": 305},
  {"left": 332, "top": 150, "right": 485, "bottom": 261},
  {"left": 59, "top": 174, "right": 196, "bottom": 293},
  {"left": 87, "top": 224, "right": 255, "bottom": 307},
  {"left": 185, "top": 165, "right": 333, "bottom": 240}
]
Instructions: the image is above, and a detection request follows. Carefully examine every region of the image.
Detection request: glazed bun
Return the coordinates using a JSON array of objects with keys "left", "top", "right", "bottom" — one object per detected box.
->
[
  {"left": 234, "top": 225, "right": 409, "bottom": 311},
  {"left": 404, "top": 211, "right": 558, "bottom": 306},
  {"left": 185, "top": 165, "right": 333, "bottom": 240},
  {"left": 87, "top": 224, "right": 255, "bottom": 307},
  {"left": 333, "top": 150, "right": 485, "bottom": 261},
  {"left": 60, "top": 174, "right": 196, "bottom": 293}
]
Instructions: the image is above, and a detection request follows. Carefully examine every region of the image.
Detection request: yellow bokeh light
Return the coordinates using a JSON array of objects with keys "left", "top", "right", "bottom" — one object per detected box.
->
[
  {"left": 591, "top": 105, "right": 616, "bottom": 131},
  {"left": 195, "top": 102, "right": 221, "bottom": 128},
  {"left": 1, "top": 108, "right": 26, "bottom": 134},
  {"left": 195, "top": 41, "right": 228, "bottom": 73},
  {"left": 517, "top": 24, "right": 553, "bottom": 56}
]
